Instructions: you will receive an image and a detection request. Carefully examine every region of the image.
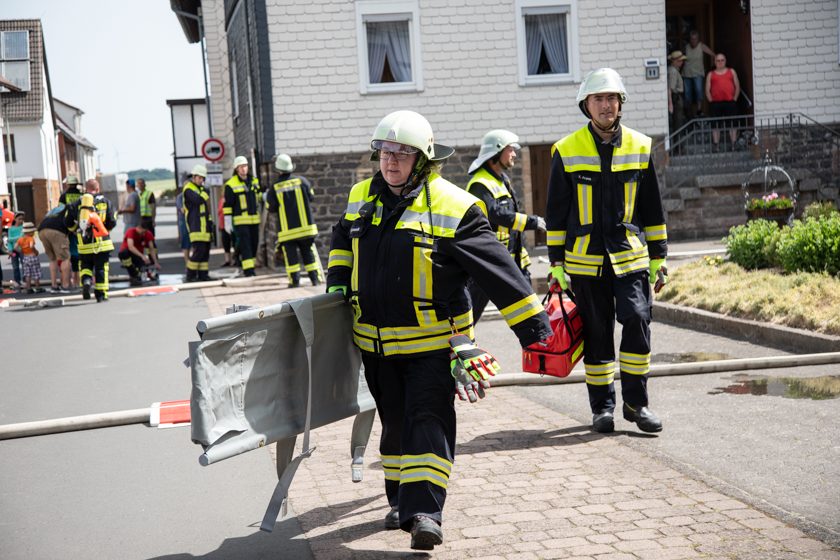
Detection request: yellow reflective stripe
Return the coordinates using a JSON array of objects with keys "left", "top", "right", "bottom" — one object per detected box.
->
[
  {"left": 613, "top": 259, "right": 649, "bottom": 276},
  {"left": 577, "top": 184, "right": 592, "bottom": 225},
  {"left": 197, "top": 262, "right": 209, "bottom": 271},
  {"left": 611, "top": 152, "right": 651, "bottom": 171},
  {"left": 278, "top": 190, "right": 289, "bottom": 231},
  {"left": 241, "top": 258, "right": 255, "bottom": 270},
  {"left": 566, "top": 251, "right": 603, "bottom": 265},
  {"left": 232, "top": 215, "right": 260, "bottom": 225},
  {"left": 401, "top": 453, "right": 452, "bottom": 474},
  {"left": 571, "top": 342, "right": 584, "bottom": 362},
  {"left": 512, "top": 213, "right": 527, "bottom": 232},
  {"left": 295, "top": 188, "right": 308, "bottom": 227},
  {"left": 572, "top": 234, "right": 590, "bottom": 257},
  {"left": 189, "top": 232, "right": 211, "bottom": 242},
  {"left": 623, "top": 182, "right": 637, "bottom": 223},
  {"left": 399, "top": 470, "right": 449, "bottom": 489},
  {"left": 353, "top": 325, "right": 475, "bottom": 357},
  {"left": 565, "top": 263, "right": 599, "bottom": 276},
  {"left": 276, "top": 224, "right": 318, "bottom": 242},
  {"left": 222, "top": 207, "right": 232, "bottom": 215},
  {"left": 328, "top": 249, "right": 353, "bottom": 268},
  {"left": 358, "top": 311, "right": 472, "bottom": 341},
  {"left": 413, "top": 237, "right": 434, "bottom": 325},
  {"left": 585, "top": 362, "right": 615, "bottom": 385},
  {"left": 619, "top": 351, "right": 651, "bottom": 375},
  {"left": 499, "top": 293, "right": 543, "bottom": 327},
  {"left": 382, "top": 455, "right": 401, "bottom": 481},
  {"left": 520, "top": 246, "right": 531, "bottom": 269},
  {"left": 547, "top": 230, "right": 566, "bottom": 246},
  {"left": 644, "top": 224, "right": 667, "bottom": 241},
  {"left": 351, "top": 238, "right": 359, "bottom": 292},
  {"left": 610, "top": 245, "right": 648, "bottom": 263}
]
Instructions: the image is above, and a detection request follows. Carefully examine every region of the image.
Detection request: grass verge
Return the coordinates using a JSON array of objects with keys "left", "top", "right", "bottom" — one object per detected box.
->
[{"left": 658, "top": 258, "right": 840, "bottom": 335}]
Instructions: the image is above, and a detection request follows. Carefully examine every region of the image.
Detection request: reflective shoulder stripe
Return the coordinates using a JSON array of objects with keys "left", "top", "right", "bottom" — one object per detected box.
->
[
  {"left": 397, "top": 175, "right": 481, "bottom": 238},
  {"left": 554, "top": 126, "right": 601, "bottom": 172},
  {"left": 466, "top": 169, "right": 508, "bottom": 199},
  {"left": 274, "top": 177, "right": 303, "bottom": 192},
  {"left": 612, "top": 126, "right": 652, "bottom": 171},
  {"left": 344, "top": 178, "right": 374, "bottom": 220}
]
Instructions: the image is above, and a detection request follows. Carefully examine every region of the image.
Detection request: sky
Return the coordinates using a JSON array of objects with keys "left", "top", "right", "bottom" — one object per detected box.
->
[{"left": 4, "top": 0, "right": 205, "bottom": 174}]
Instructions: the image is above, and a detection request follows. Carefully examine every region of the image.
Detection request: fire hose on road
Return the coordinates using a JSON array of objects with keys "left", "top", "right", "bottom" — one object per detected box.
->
[{"left": 1, "top": 352, "right": 839, "bottom": 441}]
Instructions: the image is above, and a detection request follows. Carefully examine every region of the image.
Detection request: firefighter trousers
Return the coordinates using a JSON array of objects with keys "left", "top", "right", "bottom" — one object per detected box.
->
[
  {"left": 278, "top": 236, "right": 323, "bottom": 281},
  {"left": 361, "top": 351, "right": 455, "bottom": 531},
  {"left": 118, "top": 249, "right": 145, "bottom": 278},
  {"left": 80, "top": 252, "right": 111, "bottom": 299},
  {"left": 235, "top": 224, "right": 260, "bottom": 276},
  {"left": 187, "top": 241, "right": 210, "bottom": 280},
  {"left": 467, "top": 266, "right": 530, "bottom": 322},
  {"left": 571, "top": 268, "right": 652, "bottom": 414}
]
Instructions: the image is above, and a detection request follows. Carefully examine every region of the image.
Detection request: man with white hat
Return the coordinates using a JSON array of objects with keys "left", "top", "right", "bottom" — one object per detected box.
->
[
  {"left": 465, "top": 130, "right": 546, "bottom": 321},
  {"left": 546, "top": 68, "right": 669, "bottom": 434},
  {"left": 667, "top": 50, "right": 688, "bottom": 132},
  {"left": 222, "top": 155, "right": 261, "bottom": 277}
]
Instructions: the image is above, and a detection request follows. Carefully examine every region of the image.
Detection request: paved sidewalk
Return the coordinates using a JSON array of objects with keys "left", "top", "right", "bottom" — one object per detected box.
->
[{"left": 194, "top": 277, "right": 839, "bottom": 559}]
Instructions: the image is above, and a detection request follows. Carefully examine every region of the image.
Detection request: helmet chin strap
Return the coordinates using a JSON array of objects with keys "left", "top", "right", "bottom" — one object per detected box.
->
[
  {"left": 398, "top": 155, "right": 429, "bottom": 196},
  {"left": 592, "top": 112, "right": 622, "bottom": 134}
]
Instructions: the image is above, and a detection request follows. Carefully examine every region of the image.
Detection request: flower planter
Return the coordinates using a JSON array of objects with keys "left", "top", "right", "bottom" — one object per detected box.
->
[{"left": 745, "top": 207, "right": 794, "bottom": 227}]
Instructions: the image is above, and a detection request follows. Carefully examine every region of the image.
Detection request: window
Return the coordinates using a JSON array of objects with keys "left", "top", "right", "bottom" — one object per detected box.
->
[
  {"left": 515, "top": 0, "right": 578, "bottom": 86},
  {"left": 3, "top": 133, "right": 15, "bottom": 163},
  {"left": 355, "top": 0, "right": 423, "bottom": 94},
  {"left": 230, "top": 46, "right": 239, "bottom": 119},
  {"left": 0, "top": 30, "right": 30, "bottom": 92}
]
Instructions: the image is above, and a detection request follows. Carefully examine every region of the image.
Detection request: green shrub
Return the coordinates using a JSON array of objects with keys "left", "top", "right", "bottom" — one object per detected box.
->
[
  {"left": 724, "top": 219, "right": 780, "bottom": 269},
  {"left": 802, "top": 200, "right": 838, "bottom": 221},
  {"left": 776, "top": 214, "right": 840, "bottom": 275}
]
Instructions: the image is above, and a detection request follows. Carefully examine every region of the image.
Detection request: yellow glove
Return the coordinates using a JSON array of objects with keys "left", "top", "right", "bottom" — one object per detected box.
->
[
  {"left": 649, "top": 258, "right": 668, "bottom": 293},
  {"left": 548, "top": 263, "right": 568, "bottom": 291}
]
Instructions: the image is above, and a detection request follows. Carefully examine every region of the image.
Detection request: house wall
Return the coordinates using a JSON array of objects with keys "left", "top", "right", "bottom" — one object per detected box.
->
[
  {"left": 203, "top": 0, "right": 235, "bottom": 173},
  {"left": 751, "top": 0, "right": 840, "bottom": 122},
  {"left": 262, "top": 0, "right": 667, "bottom": 156}
]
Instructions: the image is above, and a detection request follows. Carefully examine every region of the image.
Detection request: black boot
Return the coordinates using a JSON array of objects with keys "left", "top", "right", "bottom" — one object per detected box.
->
[
  {"left": 410, "top": 516, "right": 443, "bottom": 551},
  {"left": 185, "top": 270, "right": 197, "bottom": 283},
  {"left": 623, "top": 403, "right": 662, "bottom": 433},
  {"left": 592, "top": 411, "right": 615, "bottom": 433},
  {"left": 308, "top": 271, "right": 321, "bottom": 286},
  {"left": 82, "top": 277, "right": 92, "bottom": 300},
  {"left": 289, "top": 272, "right": 300, "bottom": 288},
  {"left": 384, "top": 506, "right": 400, "bottom": 530},
  {"left": 198, "top": 272, "right": 211, "bottom": 282}
]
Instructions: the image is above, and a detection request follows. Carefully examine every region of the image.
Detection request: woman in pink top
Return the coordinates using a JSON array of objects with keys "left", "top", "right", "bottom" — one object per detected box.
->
[{"left": 705, "top": 53, "right": 741, "bottom": 150}]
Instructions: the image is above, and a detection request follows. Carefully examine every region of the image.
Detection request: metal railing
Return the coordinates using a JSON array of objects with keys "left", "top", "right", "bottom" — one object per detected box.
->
[{"left": 654, "top": 112, "right": 840, "bottom": 191}]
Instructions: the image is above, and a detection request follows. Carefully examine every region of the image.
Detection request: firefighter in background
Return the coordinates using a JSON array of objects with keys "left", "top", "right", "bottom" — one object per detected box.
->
[
  {"left": 183, "top": 165, "right": 212, "bottom": 282},
  {"left": 59, "top": 175, "right": 84, "bottom": 288},
  {"left": 64, "top": 179, "right": 116, "bottom": 302},
  {"left": 465, "top": 129, "right": 546, "bottom": 321},
  {"left": 137, "top": 178, "right": 156, "bottom": 235},
  {"left": 327, "top": 110, "right": 551, "bottom": 551},
  {"left": 222, "top": 155, "right": 261, "bottom": 277},
  {"left": 546, "top": 68, "right": 669, "bottom": 434},
  {"left": 266, "top": 153, "right": 322, "bottom": 287}
]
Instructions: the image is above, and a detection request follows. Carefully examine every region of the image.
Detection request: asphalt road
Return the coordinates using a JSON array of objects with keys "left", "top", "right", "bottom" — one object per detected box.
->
[{"left": 473, "top": 313, "right": 840, "bottom": 548}]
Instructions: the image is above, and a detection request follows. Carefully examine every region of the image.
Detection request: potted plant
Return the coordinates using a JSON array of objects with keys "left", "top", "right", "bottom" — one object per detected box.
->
[{"left": 745, "top": 192, "right": 795, "bottom": 226}]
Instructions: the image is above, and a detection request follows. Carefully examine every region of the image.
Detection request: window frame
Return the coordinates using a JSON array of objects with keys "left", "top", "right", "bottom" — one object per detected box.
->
[
  {"left": 514, "top": 0, "right": 579, "bottom": 87},
  {"left": 3, "top": 133, "right": 16, "bottom": 163},
  {"left": 355, "top": 0, "right": 423, "bottom": 95},
  {"left": 0, "top": 30, "right": 31, "bottom": 92}
]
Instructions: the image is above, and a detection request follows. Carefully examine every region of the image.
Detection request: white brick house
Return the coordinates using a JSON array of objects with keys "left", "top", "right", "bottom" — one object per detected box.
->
[{"left": 172, "top": 0, "right": 840, "bottom": 244}]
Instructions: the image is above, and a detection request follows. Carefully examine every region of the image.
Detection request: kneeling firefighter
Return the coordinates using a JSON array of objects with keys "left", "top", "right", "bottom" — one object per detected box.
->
[{"left": 327, "top": 110, "right": 551, "bottom": 551}]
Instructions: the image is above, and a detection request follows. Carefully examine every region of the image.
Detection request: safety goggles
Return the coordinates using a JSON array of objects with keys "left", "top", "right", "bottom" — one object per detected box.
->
[{"left": 371, "top": 140, "right": 419, "bottom": 162}]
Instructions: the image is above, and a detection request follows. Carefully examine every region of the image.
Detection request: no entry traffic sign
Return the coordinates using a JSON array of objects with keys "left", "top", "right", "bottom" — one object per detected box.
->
[{"left": 201, "top": 138, "right": 225, "bottom": 162}]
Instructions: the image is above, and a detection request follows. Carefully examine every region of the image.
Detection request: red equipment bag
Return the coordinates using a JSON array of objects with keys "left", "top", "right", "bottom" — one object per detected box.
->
[{"left": 522, "top": 286, "right": 584, "bottom": 377}]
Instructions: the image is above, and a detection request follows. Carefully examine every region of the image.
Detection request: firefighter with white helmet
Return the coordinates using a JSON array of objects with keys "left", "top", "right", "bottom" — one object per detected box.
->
[
  {"left": 183, "top": 164, "right": 213, "bottom": 281},
  {"left": 327, "top": 110, "right": 551, "bottom": 551},
  {"left": 266, "top": 153, "right": 323, "bottom": 287},
  {"left": 546, "top": 68, "right": 668, "bottom": 434},
  {"left": 465, "top": 129, "right": 546, "bottom": 321},
  {"left": 223, "top": 155, "right": 261, "bottom": 277}
]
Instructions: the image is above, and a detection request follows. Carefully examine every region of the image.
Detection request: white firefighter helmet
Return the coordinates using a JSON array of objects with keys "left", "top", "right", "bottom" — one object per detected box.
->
[
  {"left": 468, "top": 129, "right": 521, "bottom": 174},
  {"left": 233, "top": 155, "right": 249, "bottom": 169},
  {"left": 274, "top": 153, "right": 294, "bottom": 172},
  {"left": 576, "top": 67, "right": 628, "bottom": 117},
  {"left": 370, "top": 110, "right": 454, "bottom": 162},
  {"left": 191, "top": 164, "right": 208, "bottom": 178}
]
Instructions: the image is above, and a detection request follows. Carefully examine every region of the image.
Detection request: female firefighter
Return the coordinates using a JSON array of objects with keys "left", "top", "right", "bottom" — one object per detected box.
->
[{"left": 327, "top": 110, "right": 551, "bottom": 551}]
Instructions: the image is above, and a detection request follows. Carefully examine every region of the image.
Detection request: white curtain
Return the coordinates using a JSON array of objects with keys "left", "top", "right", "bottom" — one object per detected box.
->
[
  {"left": 525, "top": 13, "right": 568, "bottom": 75},
  {"left": 366, "top": 21, "right": 411, "bottom": 83}
]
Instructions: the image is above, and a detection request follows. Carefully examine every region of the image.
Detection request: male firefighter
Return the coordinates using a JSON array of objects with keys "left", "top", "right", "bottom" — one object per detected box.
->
[
  {"left": 545, "top": 68, "right": 669, "bottom": 434},
  {"left": 465, "top": 130, "right": 546, "bottom": 321},
  {"left": 136, "top": 178, "right": 156, "bottom": 234},
  {"left": 59, "top": 175, "right": 84, "bottom": 288},
  {"left": 223, "top": 155, "right": 261, "bottom": 277},
  {"left": 183, "top": 165, "right": 212, "bottom": 282},
  {"left": 266, "top": 153, "right": 322, "bottom": 287},
  {"left": 64, "top": 179, "right": 117, "bottom": 302},
  {"left": 118, "top": 218, "right": 160, "bottom": 285}
]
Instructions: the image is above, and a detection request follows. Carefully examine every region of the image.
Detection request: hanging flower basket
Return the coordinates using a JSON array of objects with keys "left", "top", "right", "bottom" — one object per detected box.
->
[{"left": 745, "top": 192, "right": 794, "bottom": 226}]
